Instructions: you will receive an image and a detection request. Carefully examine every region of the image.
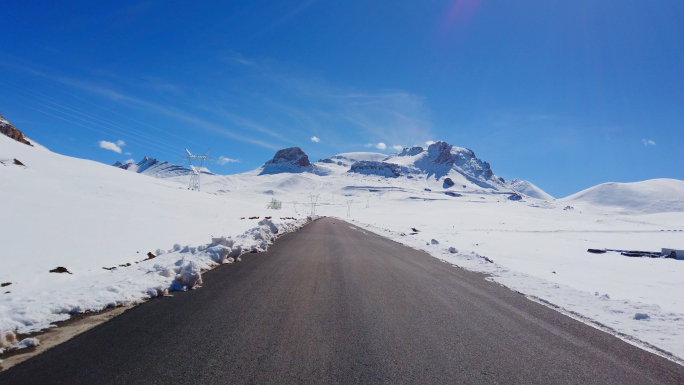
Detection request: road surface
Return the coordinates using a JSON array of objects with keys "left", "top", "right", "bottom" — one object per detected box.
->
[{"left": 1, "top": 217, "right": 682, "bottom": 384}]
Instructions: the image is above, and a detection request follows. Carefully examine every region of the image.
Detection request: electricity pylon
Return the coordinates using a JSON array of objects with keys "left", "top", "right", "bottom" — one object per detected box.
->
[{"left": 181, "top": 148, "right": 212, "bottom": 191}]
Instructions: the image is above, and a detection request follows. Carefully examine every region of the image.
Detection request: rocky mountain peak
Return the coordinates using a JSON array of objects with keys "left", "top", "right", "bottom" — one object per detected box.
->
[
  {"left": 266, "top": 147, "right": 311, "bottom": 167},
  {"left": 260, "top": 147, "right": 313, "bottom": 175}
]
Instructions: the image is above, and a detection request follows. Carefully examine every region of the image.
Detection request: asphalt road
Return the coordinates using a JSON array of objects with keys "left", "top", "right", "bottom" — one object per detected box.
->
[{"left": 1, "top": 217, "right": 683, "bottom": 384}]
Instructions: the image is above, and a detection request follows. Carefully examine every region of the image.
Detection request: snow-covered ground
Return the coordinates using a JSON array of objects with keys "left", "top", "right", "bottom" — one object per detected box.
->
[
  {"left": 1, "top": 134, "right": 683, "bottom": 362},
  {"left": 0, "top": 134, "right": 311, "bottom": 352}
]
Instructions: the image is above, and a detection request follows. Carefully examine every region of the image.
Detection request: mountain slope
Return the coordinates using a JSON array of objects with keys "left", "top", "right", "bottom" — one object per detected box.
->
[
  {"left": 506, "top": 179, "right": 554, "bottom": 200},
  {"left": 561, "top": 179, "right": 684, "bottom": 214},
  {"left": 113, "top": 157, "right": 211, "bottom": 178}
]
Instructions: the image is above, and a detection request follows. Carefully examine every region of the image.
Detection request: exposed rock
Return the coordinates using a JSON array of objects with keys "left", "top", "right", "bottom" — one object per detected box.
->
[
  {"left": 443, "top": 177, "right": 455, "bottom": 187},
  {"left": 587, "top": 249, "right": 607, "bottom": 254},
  {"left": 267, "top": 147, "right": 310, "bottom": 167},
  {"left": 49, "top": 267, "right": 72, "bottom": 274},
  {"left": 634, "top": 313, "right": 650, "bottom": 320},
  {"left": 348, "top": 161, "right": 403, "bottom": 178},
  {"left": 260, "top": 147, "right": 313, "bottom": 175},
  {"left": 508, "top": 193, "right": 523, "bottom": 201},
  {"left": 0, "top": 115, "right": 32, "bottom": 147}
]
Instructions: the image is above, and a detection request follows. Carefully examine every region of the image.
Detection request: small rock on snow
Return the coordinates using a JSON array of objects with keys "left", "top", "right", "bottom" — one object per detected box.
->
[
  {"left": 431, "top": 239, "right": 439, "bottom": 245},
  {"left": 634, "top": 313, "right": 650, "bottom": 321},
  {"left": 448, "top": 247, "right": 458, "bottom": 253}
]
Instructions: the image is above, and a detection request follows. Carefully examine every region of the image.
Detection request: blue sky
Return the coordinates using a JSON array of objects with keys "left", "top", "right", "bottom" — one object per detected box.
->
[{"left": 1, "top": 0, "right": 682, "bottom": 197}]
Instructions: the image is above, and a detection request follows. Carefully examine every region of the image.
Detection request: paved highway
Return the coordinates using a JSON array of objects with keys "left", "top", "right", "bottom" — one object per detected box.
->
[{"left": 1, "top": 217, "right": 682, "bottom": 384}]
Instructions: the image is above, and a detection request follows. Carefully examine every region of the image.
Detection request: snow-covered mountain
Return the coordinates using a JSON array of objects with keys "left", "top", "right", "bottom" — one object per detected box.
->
[
  {"left": 382, "top": 141, "right": 506, "bottom": 189},
  {"left": 113, "top": 157, "right": 212, "bottom": 178},
  {"left": 506, "top": 179, "right": 554, "bottom": 200},
  {"left": 561, "top": 179, "right": 684, "bottom": 214},
  {"left": 320, "top": 152, "right": 388, "bottom": 166}
]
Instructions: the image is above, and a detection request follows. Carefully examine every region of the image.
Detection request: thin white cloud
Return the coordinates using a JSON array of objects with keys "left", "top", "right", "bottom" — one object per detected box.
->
[
  {"left": 642, "top": 139, "right": 656, "bottom": 146},
  {"left": 392, "top": 145, "right": 403, "bottom": 151},
  {"left": 38, "top": 75, "right": 282, "bottom": 150},
  {"left": 311, "top": 136, "right": 320, "bottom": 143},
  {"left": 364, "top": 143, "right": 373, "bottom": 148},
  {"left": 124, "top": 152, "right": 132, "bottom": 156},
  {"left": 125, "top": 159, "right": 135, "bottom": 164},
  {"left": 99, "top": 140, "right": 123, "bottom": 153},
  {"left": 217, "top": 156, "right": 240, "bottom": 165},
  {"left": 375, "top": 142, "right": 387, "bottom": 150},
  {"left": 425, "top": 140, "right": 435, "bottom": 146},
  {"left": 116, "top": 140, "right": 126, "bottom": 147}
]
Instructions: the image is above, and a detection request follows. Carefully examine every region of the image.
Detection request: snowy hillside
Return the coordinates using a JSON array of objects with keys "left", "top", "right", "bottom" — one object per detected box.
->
[
  {"left": 507, "top": 178, "right": 554, "bottom": 200},
  {"left": 562, "top": 179, "right": 684, "bottom": 214},
  {"left": 2, "top": 135, "right": 684, "bottom": 362},
  {"left": 0, "top": 134, "right": 310, "bottom": 344},
  {"left": 113, "top": 156, "right": 211, "bottom": 178}
]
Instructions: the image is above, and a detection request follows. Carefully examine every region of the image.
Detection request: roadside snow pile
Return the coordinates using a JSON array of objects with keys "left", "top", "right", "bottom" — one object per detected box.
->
[
  {"left": 0, "top": 217, "right": 314, "bottom": 338},
  {"left": 0, "top": 331, "right": 38, "bottom": 355}
]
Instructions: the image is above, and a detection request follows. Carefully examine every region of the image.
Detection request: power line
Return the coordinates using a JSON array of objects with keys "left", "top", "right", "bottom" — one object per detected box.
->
[{"left": 0, "top": 81, "right": 183, "bottom": 154}]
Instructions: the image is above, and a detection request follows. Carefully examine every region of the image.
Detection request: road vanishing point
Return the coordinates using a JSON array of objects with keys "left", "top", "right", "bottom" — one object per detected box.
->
[{"left": 1, "top": 217, "right": 683, "bottom": 384}]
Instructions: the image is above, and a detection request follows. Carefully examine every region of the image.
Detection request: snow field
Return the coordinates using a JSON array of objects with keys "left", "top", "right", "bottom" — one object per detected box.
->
[
  {"left": 197, "top": 166, "right": 684, "bottom": 361},
  {"left": 2, "top": 133, "right": 683, "bottom": 362},
  {"left": 0, "top": 135, "right": 312, "bottom": 349}
]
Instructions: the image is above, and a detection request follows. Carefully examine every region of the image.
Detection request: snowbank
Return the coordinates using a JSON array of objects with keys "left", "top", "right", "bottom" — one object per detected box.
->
[{"left": 0, "top": 216, "right": 313, "bottom": 337}]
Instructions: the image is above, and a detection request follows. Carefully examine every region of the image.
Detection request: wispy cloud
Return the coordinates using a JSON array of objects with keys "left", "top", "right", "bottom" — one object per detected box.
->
[
  {"left": 264, "top": 73, "right": 433, "bottom": 148},
  {"left": 311, "top": 136, "right": 320, "bottom": 143},
  {"left": 99, "top": 140, "right": 123, "bottom": 153},
  {"left": 642, "top": 139, "right": 656, "bottom": 146},
  {"left": 392, "top": 145, "right": 403, "bottom": 151},
  {"left": 48, "top": 76, "right": 282, "bottom": 150},
  {"left": 216, "top": 156, "right": 240, "bottom": 165},
  {"left": 375, "top": 142, "right": 387, "bottom": 150}
]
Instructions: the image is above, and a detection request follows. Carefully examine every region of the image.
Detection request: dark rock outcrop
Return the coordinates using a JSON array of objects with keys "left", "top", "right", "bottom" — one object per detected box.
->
[
  {"left": 348, "top": 161, "right": 403, "bottom": 178},
  {"left": 260, "top": 147, "right": 314, "bottom": 175},
  {"left": 266, "top": 147, "right": 310, "bottom": 167},
  {"left": 0, "top": 115, "right": 32, "bottom": 146}
]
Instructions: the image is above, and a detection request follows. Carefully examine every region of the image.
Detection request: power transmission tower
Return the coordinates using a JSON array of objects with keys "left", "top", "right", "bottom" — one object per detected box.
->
[
  {"left": 346, "top": 199, "right": 354, "bottom": 218},
  {"left": 181, "top": 148, "right": 212, "bottom": 191},
  {"left": 309, "top": 193, "right": 320, "bottom": 216}
]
